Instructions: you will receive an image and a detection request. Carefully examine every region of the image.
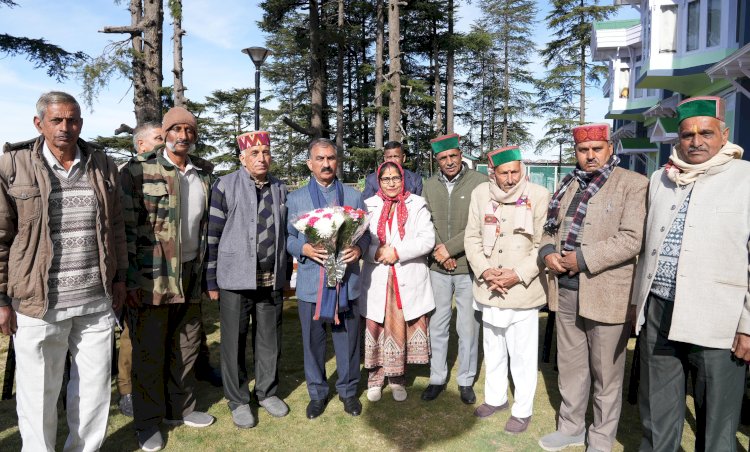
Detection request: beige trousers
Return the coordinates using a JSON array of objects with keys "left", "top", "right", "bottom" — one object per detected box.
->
[{"left": 555, "top": 287, "right": 630, "bottom": 452}]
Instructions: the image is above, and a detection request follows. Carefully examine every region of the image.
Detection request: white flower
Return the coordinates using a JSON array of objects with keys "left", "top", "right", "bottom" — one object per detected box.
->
[{"left": 315, "top": 217, "right": 336, "bottom": 238}]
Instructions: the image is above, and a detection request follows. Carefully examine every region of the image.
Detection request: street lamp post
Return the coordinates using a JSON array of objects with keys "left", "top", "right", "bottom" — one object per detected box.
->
[
  {"left": 556, "top": 137, "right": 566, "bottom": 187},
  {"left": 241, "top": 46, "right": 271, "bottom": 131}
]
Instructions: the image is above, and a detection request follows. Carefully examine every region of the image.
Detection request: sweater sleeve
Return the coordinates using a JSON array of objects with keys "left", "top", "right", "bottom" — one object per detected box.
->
[{"left": 206, "top": 178, "right": 227, "bottom": 291}]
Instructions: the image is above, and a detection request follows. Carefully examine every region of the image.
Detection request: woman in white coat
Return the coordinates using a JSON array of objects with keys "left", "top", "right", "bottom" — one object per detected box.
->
[{"left": 360, "top": 161, "right": 435, "bottom": 402}]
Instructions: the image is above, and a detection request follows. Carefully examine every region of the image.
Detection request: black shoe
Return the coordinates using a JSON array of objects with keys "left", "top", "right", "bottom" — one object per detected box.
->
[
  {"left": 195, "top": 366, "right": 222, "bottom": 387},
  {"left": 421, "top": 384, "right": 445, "bottom": 401},
  {"left": 339, "top": 396, "right": 362, "bottom": 416},
  {"left": 459, "top": 385, "right": 476, "bottom": 405},
  {"left": 306, "top": 398, "right": 328, "bottom": 419}
]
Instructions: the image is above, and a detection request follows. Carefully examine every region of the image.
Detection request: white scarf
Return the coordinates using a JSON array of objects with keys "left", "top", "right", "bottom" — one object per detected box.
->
[
  {"left": 666, "top": 142, "right": 744, "bottom": 186},
  {"left": 482, "top": 163, "right": 534, "bottom": 256}
]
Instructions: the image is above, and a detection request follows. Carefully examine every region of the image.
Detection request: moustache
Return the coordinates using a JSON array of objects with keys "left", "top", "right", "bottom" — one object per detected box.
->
[{"left": 321, "top": 167, "right": 333, "bottom": 173}]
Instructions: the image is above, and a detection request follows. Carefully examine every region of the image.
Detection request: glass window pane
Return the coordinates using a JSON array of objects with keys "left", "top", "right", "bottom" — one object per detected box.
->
[
  {"left": 660, "top": 5, "right": 677, "bottom": 52},
  {"left": 707, "top": 0, "right": 721, "bottom": 47},
  {"left": 687, "top": 0, "right": 700, "bottom": 51}
]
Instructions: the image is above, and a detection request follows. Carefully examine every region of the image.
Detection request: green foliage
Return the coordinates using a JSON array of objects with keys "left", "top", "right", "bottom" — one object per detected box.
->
[
  {"left": 72, "top": 41, "right": 133, "bottom": 110},
  {"left": 92, "top": 135, "right": 135, "bottom": 165}
]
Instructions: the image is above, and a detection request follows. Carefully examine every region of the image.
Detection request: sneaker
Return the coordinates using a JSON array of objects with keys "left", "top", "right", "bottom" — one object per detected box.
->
[
  {"left": 390, "top": 384, "right": 407, "bottom": 402},
  {"left": 137, "top": 427, "right": 164, "bottom": 452},
  {"left": 473, "top": 402, "right": 509, "bottom": 418},
  {"left": 504, "top": 415, "right": 531, "bottom": 434},
  {"left": 367, "top": 387, "right": 382, "bottom": 402},
  {"left": 119, "top": 393, "right": 134, "bottom": 417},
  {"left": 538, "top": 431, "right": 586, "bottom": 451},
  {"left": 163, "top": 410, "right": 215, "bottom": 428},
  {"left": 259, "top": 396, "right": 289, "bottom": 417},
  {"left": 229, "top": 404, "right": 256, "bottom": 429}
]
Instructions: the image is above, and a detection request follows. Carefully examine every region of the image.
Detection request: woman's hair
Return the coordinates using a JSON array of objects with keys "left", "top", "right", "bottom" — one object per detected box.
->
[{"left": 378, "top": 161, "right": 402, "bottom": 179}]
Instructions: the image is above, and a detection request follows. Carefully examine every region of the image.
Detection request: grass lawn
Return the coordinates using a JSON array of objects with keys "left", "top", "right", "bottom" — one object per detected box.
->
[{"left": 0, "top": 300, "right": 748, "bottom": 451}]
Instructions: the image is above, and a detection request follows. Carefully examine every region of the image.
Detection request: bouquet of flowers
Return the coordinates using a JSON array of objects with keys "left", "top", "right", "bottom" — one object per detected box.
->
[{"left": 292, "top": 206, "right": 371, "bottom": 287}]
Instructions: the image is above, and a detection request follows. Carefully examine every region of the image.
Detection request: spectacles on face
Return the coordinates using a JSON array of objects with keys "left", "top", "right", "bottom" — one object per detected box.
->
[{"left": 379, "top": 176, "right": 402, "bottom": 185}]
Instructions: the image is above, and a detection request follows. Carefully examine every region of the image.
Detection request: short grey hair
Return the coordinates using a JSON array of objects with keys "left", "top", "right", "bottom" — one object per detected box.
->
[
  {"left": 307, "top": 137, "right": 337, "bottom": 158},
  {"left": 132, "top": 121, "right": 162, "bottom": 150},
  {"left": 35, "top": 91, "right": 80, "bottom": 120}
]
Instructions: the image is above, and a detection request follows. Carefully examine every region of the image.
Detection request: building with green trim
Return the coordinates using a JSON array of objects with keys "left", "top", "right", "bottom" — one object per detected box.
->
[{"left": 592, "top": 0, "right": 750, "bottom": 176}]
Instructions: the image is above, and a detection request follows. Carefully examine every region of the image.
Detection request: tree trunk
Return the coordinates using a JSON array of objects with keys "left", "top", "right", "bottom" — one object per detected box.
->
[
  {"left": 103, "top": 0, "right": 163, "bottom": 125},
  {"left": 502, "top": 26, "right": 510, "bottom": 147},
  {"left": 432, "top": 19, "right": 443, "bottom": 136},
  {"left": 387, "top": 0, "right": 401, "bottom": 142},
  {"left": 446, "top": 0, "right": 455, "bottom": 134},
  {"left": 310, "top": 0, "right": 324, "bottom": 138},
  {"left": 335, "top": 0, "right": 345, "bottom": 179},
  {"left": 171, "top": 1, "right": 186, "bottom": 107},
  {"left": 579, "top": 0, "right": 586, "bottom": 124},
  {"left": 374, "top": 0, "right": 385, "bottom": 149}
]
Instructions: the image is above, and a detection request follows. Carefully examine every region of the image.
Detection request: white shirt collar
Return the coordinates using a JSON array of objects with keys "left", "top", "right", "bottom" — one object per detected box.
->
[
  {"left": 163, "top": 149, "right": 195, "bottom": 175},
  {"left": 42, "top": 142, "right": 82, "bottom": 178}
]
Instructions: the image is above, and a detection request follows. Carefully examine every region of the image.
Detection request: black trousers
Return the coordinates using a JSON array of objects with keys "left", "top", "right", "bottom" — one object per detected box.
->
[
  {"left": 219, "top": 287, "right": 283, "bottom": 408},
  {"left": 639, "top": 293, "right": 745, "bottom": 452}
]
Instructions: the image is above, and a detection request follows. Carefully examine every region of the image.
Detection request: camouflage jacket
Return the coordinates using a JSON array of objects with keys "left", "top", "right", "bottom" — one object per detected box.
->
[{"left": 120, "top": 145, "right": 214, "bottom": 305}]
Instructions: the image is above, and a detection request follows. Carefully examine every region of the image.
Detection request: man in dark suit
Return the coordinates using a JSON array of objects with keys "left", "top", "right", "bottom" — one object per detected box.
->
[
  {"left": 206, "top": 131, "right": 289, "bottom": 429},
  {"left": 286, "top": 138, "right": 370, "bottom": 419},
  {"left": 362, "top": 141, "right": 422, "bottom": 199}
]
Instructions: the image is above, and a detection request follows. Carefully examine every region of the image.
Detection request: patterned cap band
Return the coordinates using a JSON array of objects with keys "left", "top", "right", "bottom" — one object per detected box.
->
[
  {"left": 487, "top": 146, "right": 522, "bottom": 166},
  {"left": 430, "top": 133, "right": 460, "bottom": 154},
  {"left": 572, "top": 123, "right": 610, "bottom": 144},
  {"left": 676, "top": 96, "right": 725, "bottom": 123},
  {"left": 237, "top": 131, "right": 271, "bottom": 151}
]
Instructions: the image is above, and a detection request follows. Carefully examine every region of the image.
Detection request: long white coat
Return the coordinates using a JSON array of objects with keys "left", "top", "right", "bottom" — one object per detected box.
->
[{"left": 360, "top": 194, "right": 436, "bottom": 323}]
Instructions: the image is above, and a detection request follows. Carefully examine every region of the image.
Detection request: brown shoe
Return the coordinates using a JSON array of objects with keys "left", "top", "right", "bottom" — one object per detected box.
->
[
  {"left": 504, "top": 415, "right": 531, "bottom": 434},
  {"left": 473, "top": 402, "right": 508, "bottom": 418}
]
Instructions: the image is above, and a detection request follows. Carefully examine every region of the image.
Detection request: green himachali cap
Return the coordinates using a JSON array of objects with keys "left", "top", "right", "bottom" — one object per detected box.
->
[
  {"left": 676, "top": 96, "right": 725, "bottom": 123},
  {"left": 486, "top": 146, "right": 522, "bottom": 167},
  {"left": 430, "top": 133, "right": 460, "bottom": 154}
]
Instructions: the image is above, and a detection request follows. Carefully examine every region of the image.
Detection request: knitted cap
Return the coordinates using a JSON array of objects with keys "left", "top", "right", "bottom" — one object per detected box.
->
[
  {"left": 487, "top": 146, "right": 522, "bottom": 167},
  {"left": 676, "top": 96, "right": 725, "bottom": 123},
  {"left": 237, "top": 131, "right": 271, "bottom": 151},
  {"left": 572, "top": 123, "right": 610, "bottom": 144},
  {"left": 430, "top": 133, "right": 460, "bottom": 154},
  {"left": 162, "top": 106, "right": 197, "bottom": 133}
]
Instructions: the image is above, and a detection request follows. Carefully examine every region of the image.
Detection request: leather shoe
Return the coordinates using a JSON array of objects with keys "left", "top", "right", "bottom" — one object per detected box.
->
[
  {"left": 459, "top": 385, "right": 476, "bottom": 404},
  {"left": 421, "top": 384, "right": 445, "bottom": 401},
  {"left": 339, "top": 396, "right": 362, "bottom": 416},
  {"left": 306, "top": 398, "right": 328, "bottom": 419}
]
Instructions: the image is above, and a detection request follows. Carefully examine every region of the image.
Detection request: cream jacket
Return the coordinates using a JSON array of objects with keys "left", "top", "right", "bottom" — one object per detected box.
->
[
  {"left": 465, "top": 182, "right": 550, "bottom": 309},
  {"left": 632, "top": 158, "right": 750, "bottom": 349}
]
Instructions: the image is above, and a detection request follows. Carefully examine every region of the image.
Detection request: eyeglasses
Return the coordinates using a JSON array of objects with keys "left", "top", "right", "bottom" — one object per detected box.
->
[{"left": 379, "top": 176, "right": 402, "bottom": 185}]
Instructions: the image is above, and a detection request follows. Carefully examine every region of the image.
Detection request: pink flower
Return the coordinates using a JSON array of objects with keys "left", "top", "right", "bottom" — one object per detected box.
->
[
  {"left": 323, "top": 213, "right": 333, "bottom": 219},
  {"left": 308, "top": 217, "right": 319, "bottom": 227}
]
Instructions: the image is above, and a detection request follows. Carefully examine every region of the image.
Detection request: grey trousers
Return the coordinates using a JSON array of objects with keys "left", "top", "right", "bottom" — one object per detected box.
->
[
  {"left": 428, "top": 271, "right": 480, "bottom": 386},
  {"left": 639, "top": 293, "right": 745, "bottom": 452},
  {"left": 556, "top": 287, "right": 630, "bottom": 452},
  {"left": 219, "top": 287, "right": 283, "bottom": 408}
]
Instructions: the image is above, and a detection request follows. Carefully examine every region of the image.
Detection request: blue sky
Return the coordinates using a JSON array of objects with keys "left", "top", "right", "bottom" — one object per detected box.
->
[{"left": 0, "top": 1, "right": 637, "bottom": 159}]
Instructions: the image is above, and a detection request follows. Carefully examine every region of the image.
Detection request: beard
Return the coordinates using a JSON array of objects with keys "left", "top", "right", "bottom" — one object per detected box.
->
[{"left": 166, "top": 140, "right": 196, "bottom": 154}]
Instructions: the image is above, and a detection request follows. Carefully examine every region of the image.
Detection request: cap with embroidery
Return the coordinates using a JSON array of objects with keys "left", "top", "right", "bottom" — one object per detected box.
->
[
  {"left": 676, "top": 96, "right": 725, "bottom": 123},
  {"left": 487, "top": 146, "right": 522, "bottom": 167},
  {"left": 430, "top": 133, "right": 460, "bottom": 155},
  {"left": 572, "top": 123, "right": 610, "bottom": 144},
  {"left": 237, "top": 131, "right": 271, "bottom": 151}
]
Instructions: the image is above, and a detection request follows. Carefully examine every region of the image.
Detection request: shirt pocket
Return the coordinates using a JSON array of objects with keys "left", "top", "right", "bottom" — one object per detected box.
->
[
  {"left": 142, "top": 181, "right": 170, "bottom": 235},
  {"left": 8, "top": 185, "right": 41, "bottom": 224}
]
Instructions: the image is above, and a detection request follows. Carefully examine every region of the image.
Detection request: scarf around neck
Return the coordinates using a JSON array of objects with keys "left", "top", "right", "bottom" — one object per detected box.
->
[
  {"left": 665, "top": 142, "right": 743, "bottom": 186},
  {"left": 482, "top": 163, "right": 534, "bottom": 256},
  {"left": 376, "top": 162, "right": 411, "bottom": 245},
  {"left": 544, "top": 154, "right": 620, "bottom": 251}
]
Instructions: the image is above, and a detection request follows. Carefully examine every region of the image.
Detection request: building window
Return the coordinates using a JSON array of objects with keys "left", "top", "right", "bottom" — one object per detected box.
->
[
  {"left": 686, "top": 0, "right": 700, "bottom": 51},
  {"left": 660, "top": 4, "right": 677, "bottom": 53},
  {"left": 634, "top": 66, "right": 642, "bottom": 99},
  {"left": 707, "top": 0, "right": 721, "bottom": 47},
  {"left": 619, "top": 67, "right": 630, "bottom": 98},
  {"left": 738, "top": 0, "right": 743, "bottom": 43}
]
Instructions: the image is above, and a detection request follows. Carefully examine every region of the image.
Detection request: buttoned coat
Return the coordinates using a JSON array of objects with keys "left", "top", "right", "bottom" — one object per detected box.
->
[
  {"left": 465, "top": 181, "right": 550, "bottom": 309},
  {"left": 541, "top": 167, "right": 648, "bottom": 324},
  {"left": 632, "top": 159, "right": 750, "bottom": 349},
  {"left": 360, "top": 194, "right": 435, "bottom": 323}
]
